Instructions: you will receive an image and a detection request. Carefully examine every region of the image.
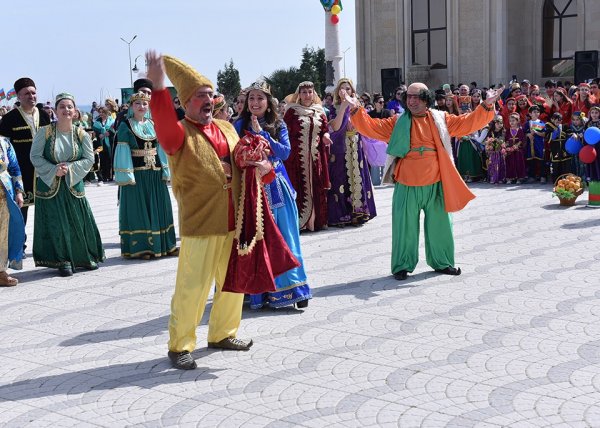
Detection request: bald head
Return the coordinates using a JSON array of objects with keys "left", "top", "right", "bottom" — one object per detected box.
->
[
  {"left": 405, "top": 82, "right": 430, "bottom": 115},
  {"left": 407, "top": 82, "right": 428, "bottom": 93}
]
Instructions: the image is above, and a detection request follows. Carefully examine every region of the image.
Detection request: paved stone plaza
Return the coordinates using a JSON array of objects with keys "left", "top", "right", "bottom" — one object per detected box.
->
[{"left": 1, "top": 182, "right": 599, "bottom": 427}]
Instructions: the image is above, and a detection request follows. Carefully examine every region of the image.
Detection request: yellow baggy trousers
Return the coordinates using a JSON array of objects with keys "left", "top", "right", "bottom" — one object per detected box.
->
[{"left": 168, "top": 232, "right": 244, "bottom": 352}]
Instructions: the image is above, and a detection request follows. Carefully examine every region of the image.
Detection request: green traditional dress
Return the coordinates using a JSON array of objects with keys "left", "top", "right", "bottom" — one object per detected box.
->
[
  {"left": 114, "top": 118, "right": 176, "bottom": 258},
  {"left": 30, "top": 124, "right": 105, "bottom": 271}
]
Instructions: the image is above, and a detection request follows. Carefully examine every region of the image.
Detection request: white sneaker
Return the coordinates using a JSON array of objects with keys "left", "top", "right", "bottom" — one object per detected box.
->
[{"left": 97, "top": 181, "right": 104, "bottom": 187}]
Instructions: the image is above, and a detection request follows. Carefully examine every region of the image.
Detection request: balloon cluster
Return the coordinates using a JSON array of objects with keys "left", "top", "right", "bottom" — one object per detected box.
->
[
  {"left": 568, "top": 127, "right": 600, "bottom": 164},
  {"left": 320, "top": 0, "right": 343, "bottom": 25}
]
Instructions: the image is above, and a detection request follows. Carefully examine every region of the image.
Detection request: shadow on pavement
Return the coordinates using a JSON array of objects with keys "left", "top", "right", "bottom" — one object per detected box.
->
[
  {"left": 312, "top": 272, "right": 429, "bottom": 301},
  {"left": 561, "top": 218, "right": 600, "bottom": 229},
  {"left": 60, "top": 315, "right": 171, "bottom": 346},
  {"left": 58, "top": 272, "right": 430, "bottom": 346},
  {"left": 0, "top": 358, "right": 222, "bottom": 401}
]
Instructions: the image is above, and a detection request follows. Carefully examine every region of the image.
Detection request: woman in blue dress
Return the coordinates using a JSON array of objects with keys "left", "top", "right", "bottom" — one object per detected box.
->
[
  {"left": 0, "top": 137, "right": 26, "bottom": 286},
  {"left": 234, "top": 81, "right": 311, "bottom": 309}
]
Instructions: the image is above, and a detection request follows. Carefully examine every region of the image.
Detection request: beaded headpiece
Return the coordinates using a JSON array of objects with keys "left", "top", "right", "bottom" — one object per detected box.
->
[
  {"left": 55, "top": 92, "right": 75, "bottom": 107},
  {"left": 247, "top": 80, "right": 272, "bottom": 95},
  {"left": 130, "top": 91, "right": 151, "bottom": 103}
]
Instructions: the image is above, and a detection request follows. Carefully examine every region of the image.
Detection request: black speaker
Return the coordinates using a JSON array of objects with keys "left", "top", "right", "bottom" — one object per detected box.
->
[
  {"left": 381, "top": 68, "right": 402, "bottom": 100},
  {"left": 574, "top": 50, "right": 598, "bottom": 84}
]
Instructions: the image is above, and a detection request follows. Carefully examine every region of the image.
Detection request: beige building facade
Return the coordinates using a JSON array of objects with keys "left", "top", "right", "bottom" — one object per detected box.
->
[{"left": 355, "top": 0, "right": 600, "bottom": 97}]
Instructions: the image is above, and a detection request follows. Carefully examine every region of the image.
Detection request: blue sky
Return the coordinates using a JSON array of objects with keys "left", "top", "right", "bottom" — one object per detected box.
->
[{"left": 3, "top": 0, "right": 356, "bottom": 105}]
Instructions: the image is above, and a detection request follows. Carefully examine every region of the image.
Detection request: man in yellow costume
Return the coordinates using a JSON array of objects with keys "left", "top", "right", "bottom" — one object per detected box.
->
[{"left": 146, "top": 51, "right": 254, "bottom": 370}]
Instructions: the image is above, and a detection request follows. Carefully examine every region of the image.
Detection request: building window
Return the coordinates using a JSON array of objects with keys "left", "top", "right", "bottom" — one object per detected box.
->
[
  {"left": 543, "top": 0, "right": 577, "bottom": 77},
  {"left": 411, "top": 0, "right": 447, "bottom": 69}
]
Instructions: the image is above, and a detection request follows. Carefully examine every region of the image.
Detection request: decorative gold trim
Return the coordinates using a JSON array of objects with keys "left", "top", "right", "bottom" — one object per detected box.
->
[
  {"left": 119, "top": 224, "right": 175, "bottom": 235},
  {"left": 131, "top": 148, "right": 158, "bottom": 157},
  {"left": 34, "top": 176, "right": 61, "bottom": 199},
  {"left": 234, "top": 169, "right": 265, "bottom": 255}
]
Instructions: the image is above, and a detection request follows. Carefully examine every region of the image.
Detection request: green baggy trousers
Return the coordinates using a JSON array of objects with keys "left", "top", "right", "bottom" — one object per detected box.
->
[{"left": 391, "top": 181, "right": 455, "bottom": 274}]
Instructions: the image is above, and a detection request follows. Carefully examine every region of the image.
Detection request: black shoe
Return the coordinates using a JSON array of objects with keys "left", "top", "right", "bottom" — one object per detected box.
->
[
  {"left": 168, "top": 351, "right": 197, "bottom": 370},
  {"left": 84, "top": 262, "right": 99, "bottom": 270},
  {"left": 208, "top": 337, "right": 253, "bottom": 351},
  {"left": 435, "top": 266, "right": 462, "bottom": 276},
  {"left": 58, "top": 267, "right": 73, "bottom": 277},
  {"left": 296, "top": 299, "right": 309, "bottom": 308},
  {"left": 393, "top": 270, "right": 408, "bottom": 280}
]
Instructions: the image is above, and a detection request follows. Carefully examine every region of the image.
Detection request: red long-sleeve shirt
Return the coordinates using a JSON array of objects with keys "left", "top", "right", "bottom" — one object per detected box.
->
[{"left": 150, "top": 89, "right": 235, "bottom": 230}]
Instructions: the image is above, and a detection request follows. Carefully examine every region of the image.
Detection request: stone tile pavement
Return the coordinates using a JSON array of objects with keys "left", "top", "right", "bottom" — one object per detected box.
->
[{"left": 1, "top": 181, "right": 599, "bottom": 427}]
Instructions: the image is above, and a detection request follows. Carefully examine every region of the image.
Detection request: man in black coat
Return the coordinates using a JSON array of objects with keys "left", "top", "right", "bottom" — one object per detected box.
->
[{"left": 0, "top": 77, "right": 50, "bottom": 229}]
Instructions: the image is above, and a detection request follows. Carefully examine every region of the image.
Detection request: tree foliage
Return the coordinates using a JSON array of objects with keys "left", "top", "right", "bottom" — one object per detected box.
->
[
  {"left": 267, "top": 46, "right": 326, "bottom": 101},
  {"left": 216, "top": 59, "right": 242, "bottom": 103}
]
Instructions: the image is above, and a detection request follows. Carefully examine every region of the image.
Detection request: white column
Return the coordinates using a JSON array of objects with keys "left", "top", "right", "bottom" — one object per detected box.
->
[{"left": 325, "top": 11, "right": 342, "bottom": 93}]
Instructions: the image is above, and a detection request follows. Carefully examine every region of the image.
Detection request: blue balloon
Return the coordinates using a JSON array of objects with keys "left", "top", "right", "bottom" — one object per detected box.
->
[
  {"left": 584, "top": 126, "right": 600, "bottom": 145},
  {"left": 565, "top": 136, "right": 582, "bottom": 155}
]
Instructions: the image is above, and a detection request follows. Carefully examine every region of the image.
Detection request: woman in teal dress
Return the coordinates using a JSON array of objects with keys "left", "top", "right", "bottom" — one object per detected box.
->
[
  {"left": 30, "top": 93, "right": 105, "bottom": 277},
  {"left": 113, "top": 91, "right": 177, "bottom": 259},
  {"left": 92, "top": 107, "right": 115, "bottom": 182}
]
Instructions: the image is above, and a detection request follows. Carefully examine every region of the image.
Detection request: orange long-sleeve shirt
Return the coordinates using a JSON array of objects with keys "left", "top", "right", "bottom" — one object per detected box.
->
[{"left": 351, "top": 104, "right": 495, "bottom": 211}]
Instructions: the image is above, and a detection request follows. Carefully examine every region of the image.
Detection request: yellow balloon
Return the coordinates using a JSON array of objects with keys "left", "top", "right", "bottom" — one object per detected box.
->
[{"left": 331, "top": 4, "right": 341, "bottom": 15}]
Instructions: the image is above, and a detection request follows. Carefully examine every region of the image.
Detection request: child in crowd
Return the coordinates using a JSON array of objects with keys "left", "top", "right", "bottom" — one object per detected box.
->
[
  {"left": 515, "top": 95, "right": 531, "bottom": 126},
  {"left": 567, "top": 111, "right": 587, "bottom": 179},
  {"left": 470, "top": 89, "right": 482, "bottom": 111},
  {"left": 586, "top": 106, "right": 600, "bottom": 129},
  {"left": 445, "top": 95, "right": 460, "bottom": 115},
  {"left": 550, "top": 87, "right": 573, "bottom": 126},
  {"left": 523, "top": 105, "right": 546, "bottom": 182},
  {"left": 545, "top": 112, "right": 572, "bottom": 183},
  {"left": 500, "top": 97, "right": 516, "bottom": 125},
  {"left": 485, "top": 116, "right": 506, "bottom": 185},
  {"left": 504, "top": 113, "right": 528, "bottom": 184}
]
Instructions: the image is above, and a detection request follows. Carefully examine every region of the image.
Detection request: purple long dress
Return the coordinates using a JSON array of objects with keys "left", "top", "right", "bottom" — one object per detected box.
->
[
  {"left": 504, "top": 128, "right": 528, "bottom": 180},
  {"left": 327, "top": 107, "right": 377, "bottom": 226}
]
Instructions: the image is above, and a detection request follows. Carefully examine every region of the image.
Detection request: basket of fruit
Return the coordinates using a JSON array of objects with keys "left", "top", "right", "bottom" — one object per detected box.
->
[{"left": 553, "top": 174, "right": 584, "bottom": 206}]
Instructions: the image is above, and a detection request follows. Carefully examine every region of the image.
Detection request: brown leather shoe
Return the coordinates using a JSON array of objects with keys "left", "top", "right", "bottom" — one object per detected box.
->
[
  {"left": 167, "top": 248, "right": 179, "bottom": 257},
  {"left": 208, "top": 337, "right": 253, "bottom": 351},
  {"left": 168, "top": 351, "right": 197, "bottom": 370},
  {"left": 0, "top": 271, "right": 18, "bottom": 287}
]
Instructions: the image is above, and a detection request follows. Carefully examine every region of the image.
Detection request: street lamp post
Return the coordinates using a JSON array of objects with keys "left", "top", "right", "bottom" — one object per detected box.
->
[
  {"left": 342, "top": 47, "right": 351, "bottom": 78},
  {"left": 120, "top": 35, "right": 137, "bottom": 88},
  {"left": 132, "top": 55, "right": 143, "bottom": 74}
]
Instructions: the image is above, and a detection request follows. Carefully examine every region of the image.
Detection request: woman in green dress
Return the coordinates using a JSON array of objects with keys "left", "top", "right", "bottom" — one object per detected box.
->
[
  {"left": 113, "top": 91, "right": 177, "bottom": 259},
  {"left": 30, "top": 93, "right": 105, "bottom": 277}
]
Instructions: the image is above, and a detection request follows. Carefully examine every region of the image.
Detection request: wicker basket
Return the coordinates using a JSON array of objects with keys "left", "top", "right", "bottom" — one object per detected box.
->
[{"left": 553, "top": 174, "right": 584, "bottom": 206}]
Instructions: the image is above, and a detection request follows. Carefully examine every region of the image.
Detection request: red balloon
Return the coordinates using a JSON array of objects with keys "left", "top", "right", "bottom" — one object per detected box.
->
[
  {"left": 580, "top": 144, "right": 597, "bottom": 164},
  {"left": 330, "top": 14, "right": 339, "bottom": 24}
]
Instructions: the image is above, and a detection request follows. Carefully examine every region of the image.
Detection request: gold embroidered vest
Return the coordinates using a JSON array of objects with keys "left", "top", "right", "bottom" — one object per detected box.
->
[{"left": 168, "top": 119, "right": 241, "bottom": 237}]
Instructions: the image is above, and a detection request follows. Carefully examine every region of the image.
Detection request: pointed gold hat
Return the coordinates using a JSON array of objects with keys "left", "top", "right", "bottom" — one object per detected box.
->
[{"left": 162, "top": 55, "right": 214, "bottom": 105}]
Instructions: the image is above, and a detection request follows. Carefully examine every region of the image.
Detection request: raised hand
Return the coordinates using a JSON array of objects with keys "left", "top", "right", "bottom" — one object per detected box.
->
[
  {"left": 485, "top": 88, "right": 503, "bottom": 106},
  {"left": 145, "top": 50, "right": 165, "bottom": 91},
  {"left": 251, "top": 115, "right": 262, "bottom": 133}
]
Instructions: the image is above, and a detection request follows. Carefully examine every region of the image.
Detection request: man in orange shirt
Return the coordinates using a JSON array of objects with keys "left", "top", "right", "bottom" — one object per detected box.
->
[{"left": 347, "top": 83, "right": 501, "bottom": 280}]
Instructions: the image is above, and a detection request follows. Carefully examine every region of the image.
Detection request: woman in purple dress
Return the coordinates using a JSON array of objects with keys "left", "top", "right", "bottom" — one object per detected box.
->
[{"left": 327, "top": 78, "right": 377, "bottom": 227}]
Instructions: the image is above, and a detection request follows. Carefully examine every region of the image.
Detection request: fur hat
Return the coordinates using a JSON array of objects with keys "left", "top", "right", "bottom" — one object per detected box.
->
[
  {"left": 162, "top": 55, "right": 213, "bottom": 105},
  {"left": 14, "top": 77, "right": 36, "bottom": 94},
  {"left": 133, "top": 78, "right": 153, "bottom": 92}
]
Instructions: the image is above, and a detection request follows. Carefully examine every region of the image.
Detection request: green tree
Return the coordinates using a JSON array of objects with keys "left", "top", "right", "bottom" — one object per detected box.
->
[
  {"left": 216, "top": 59, "right": 242, "bottom": 103},
  {"left": 267, "top": 46, "right": 326, "bottom": 101},
  {"left": 299, "top": 46, "right": 326, "bottom": 95},
  {"left": 266, "top": 67, "right": 303, "bottom": 101}
]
